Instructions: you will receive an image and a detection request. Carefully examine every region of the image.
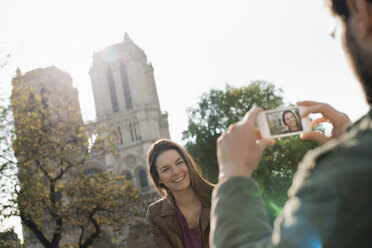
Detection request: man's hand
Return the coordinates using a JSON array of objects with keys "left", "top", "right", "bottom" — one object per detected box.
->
[
  {"left": 217, "top": 107, "right": 274, "bottom": 181},
  {"left": 297, "top": 101, "right": 351, "bottom": 144}
]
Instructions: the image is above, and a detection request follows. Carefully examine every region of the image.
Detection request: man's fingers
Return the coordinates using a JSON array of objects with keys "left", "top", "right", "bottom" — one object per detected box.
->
[
  {"left": 298, "top": 101, "right": 344, "bottom": 123},
  {"left": 257, "top": 129, "right": 275, "bottom": 147},
  {"left": 297, "top": 101, "right": 328, "bottom": 117},
  {"left": 256, "top": 130, "right": 262, "bottom": 140},
  {"left": 257, "top": 138, "right": 275, "bottom": 149},
  {"left": 311, "top": 117, "right": 330, "bottom": 128},
  {"left": 299, "top": 104, "right": 328, "bottom": 118},
  {"left": 243, "top": 107, "right": 263, "bottom": 126},
  {"left": 297, "top": 100, "right": 321, "bottom": 107},
  {"left": 300, "top": 131, "right": 329, "bottom": 144}
]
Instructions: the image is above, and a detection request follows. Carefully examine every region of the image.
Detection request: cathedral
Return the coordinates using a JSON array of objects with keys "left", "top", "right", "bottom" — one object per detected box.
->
[
  {"left": 88, "top": 32, "right": 170, "bottom": 190},
  {"left": 13, "top": 33, "right": 168, "bottom": 247}
]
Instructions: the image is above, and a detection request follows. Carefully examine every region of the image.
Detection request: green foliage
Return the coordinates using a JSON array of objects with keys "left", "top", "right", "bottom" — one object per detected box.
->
[
  {"left": 182, "top": 81, "right": 319, "bottom": 220},
  {"left": 183, "top": 81, "right": 285, "bottom": 182}
]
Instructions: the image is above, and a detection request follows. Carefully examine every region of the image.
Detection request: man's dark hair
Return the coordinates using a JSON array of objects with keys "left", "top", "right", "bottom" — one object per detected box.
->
[
  {"left": 330, "top": 0, "right": 350, "bottom": 20},
  {"left": 329, "top": 0, "right": 372, "bottom": 104},
  {"left": 330, "top": 0, "right": 372, "bottom": 21}
]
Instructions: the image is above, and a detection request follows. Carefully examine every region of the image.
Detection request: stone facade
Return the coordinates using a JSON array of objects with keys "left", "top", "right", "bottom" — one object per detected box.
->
[
  {"left": 15, "top": 33, "right": 168, "bottom": 247},
  {"left": 87, "top": 33, "right": 168, "bottom": 248},
  {"left": 89, "top": 33, "right": 170, "bottom": 193}
]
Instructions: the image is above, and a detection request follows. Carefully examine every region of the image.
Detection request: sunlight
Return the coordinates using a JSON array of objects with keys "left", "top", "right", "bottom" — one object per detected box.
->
[{"left": 1, "top": 0, "right": 370, "bottom": 244}]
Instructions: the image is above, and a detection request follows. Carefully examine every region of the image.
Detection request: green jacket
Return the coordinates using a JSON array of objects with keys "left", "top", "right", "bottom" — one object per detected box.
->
[{"left": 210, "top": 109, "right": 372, "bottom": 248}]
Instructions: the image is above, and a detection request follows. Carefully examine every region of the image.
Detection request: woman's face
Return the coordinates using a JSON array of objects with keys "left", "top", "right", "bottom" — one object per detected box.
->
[
  {"left": 155, "top": 149, "right": 191, "bottom": 193},
  {"left": 284, "top": 112, "right": 297, "bottom": 128}
]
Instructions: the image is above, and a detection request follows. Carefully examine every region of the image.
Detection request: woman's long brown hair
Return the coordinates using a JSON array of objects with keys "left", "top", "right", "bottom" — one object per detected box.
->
[{"left": 147, "top": 139, "right": 214, "bottom": 207}]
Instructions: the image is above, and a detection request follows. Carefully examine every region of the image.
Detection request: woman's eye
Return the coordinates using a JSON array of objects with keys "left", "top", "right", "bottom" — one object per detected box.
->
[
  {"left": 162, "top": 168, "right": 169, "bottom": 172},
  {"left": 176, "top": 161, "right": 184, "bottom": 165}
]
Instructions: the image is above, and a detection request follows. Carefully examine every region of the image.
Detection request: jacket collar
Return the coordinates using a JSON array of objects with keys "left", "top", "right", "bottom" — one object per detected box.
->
[
  {"left": 160, "top": 192, "right": 211, "bottom": 229},
  {"left": 159, "top": 193, "right": 177, "bottom": 216},
  {"left": 157, "top": 192, "right": 211, "bottom": 248}
]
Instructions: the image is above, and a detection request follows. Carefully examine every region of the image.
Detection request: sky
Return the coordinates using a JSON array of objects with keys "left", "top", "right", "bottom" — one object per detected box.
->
[{"left": 0, "top": 0, "right": 370, "bottom": 241}]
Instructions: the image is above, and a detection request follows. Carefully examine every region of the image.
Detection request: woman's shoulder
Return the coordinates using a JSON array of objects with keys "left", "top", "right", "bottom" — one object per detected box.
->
[
  {"left": 148, "top": 196, "right": 168, "bottom": 210},
  {"left": 147, "top": 196, "right": 174, "bottom": 217}
]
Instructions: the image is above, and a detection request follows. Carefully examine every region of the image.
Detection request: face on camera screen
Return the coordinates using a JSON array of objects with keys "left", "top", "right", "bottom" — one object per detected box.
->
[{"left": 266, "top": 108, "right": 303, "bottom": 135}]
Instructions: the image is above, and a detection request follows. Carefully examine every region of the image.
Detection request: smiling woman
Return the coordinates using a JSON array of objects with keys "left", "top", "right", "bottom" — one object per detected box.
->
[
  {"left": 282, "top": 109, "right": 303, "bottom": 133},
  {"left": 146, "top": 139, "right": 214, "bottom": 248}
]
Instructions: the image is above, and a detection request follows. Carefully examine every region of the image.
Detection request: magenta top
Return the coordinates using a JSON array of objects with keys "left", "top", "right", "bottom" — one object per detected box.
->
[{"left": 175, "top": 206, "right": 203, "bottom": 248}]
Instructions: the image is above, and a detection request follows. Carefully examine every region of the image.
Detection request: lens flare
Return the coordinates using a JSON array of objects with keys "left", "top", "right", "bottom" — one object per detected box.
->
[{"left": 267, "top": 200, "right": 283, "bottom": 216}]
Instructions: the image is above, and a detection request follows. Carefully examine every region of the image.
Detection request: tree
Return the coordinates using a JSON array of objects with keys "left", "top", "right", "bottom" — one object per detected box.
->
[
  {"left": 0, "top": 102, "right": 18, "bottom": 232},
  {"left": 0, "top": 228, "right": 22, "bottom": 248},
  {"left": 0, "top": 51, "right": 19, "bottom": 236},
  {"left": 0, "top": 70, "right": 146, "bottom": 248},
  {"left": 0, "top": 49, "right": 13, "bottom": 175},
  {"left": 182, "top": 81, "right": 319, "bottom": 220}
]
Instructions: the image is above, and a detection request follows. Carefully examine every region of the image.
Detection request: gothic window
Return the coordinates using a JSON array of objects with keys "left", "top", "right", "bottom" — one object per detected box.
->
[
  {"left": 133, "top": 122, "right": 139, "bottom": 141},
  {"left": 121, "top": 170, "right": 133, "bottom": 186},
  {"left": 120, "top": 63, "right": 133, "bottom": 109},
  {"left": 129, "top": 123, "right": 134, "bottom": 142},
  {"left": 117, "top": 125, "right": 123, "bottom": 145},
  {"left": 125, "top": 172, "right": 132, "bottom": 181},
  {"left": 83, "top": 168, "right": 103, "bottom": 178},
  {"left": 106, "top": 67, "right": 119, "bottom": 112},
  {"left": 139, "top": 169, "right": 149, "bottom": 188}
]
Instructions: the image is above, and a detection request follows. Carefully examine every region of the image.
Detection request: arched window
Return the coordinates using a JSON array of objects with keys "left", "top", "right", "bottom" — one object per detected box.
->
[
  {"left": 83, "top": 168, "right": 103, "bottom": 179},
  {"left": 106, "top": 67, "right": 119, "bottom": 112},
  {"left": 117, "top": 125, "right": 123, "bottom": 145},
  {"left": 120, "top": 63, "right": 133, "bottom": 109},
  {"left": 125, "top": 172, "right": 132, "bottom": 181},
  {"left": 121, "top": 170, "right": 133, "bottom": 186},
  {"left": 133, "top": 122, "right": 139, "bottom": 141},
  {"left": 139, "top": 169, "right": 149, "bottom": 188}
]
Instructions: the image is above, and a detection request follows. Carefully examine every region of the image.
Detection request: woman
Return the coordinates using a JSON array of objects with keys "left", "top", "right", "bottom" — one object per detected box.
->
[
  {"left": 146, "top": 139, "right": 214, "bottom": 248},
  {"left": 282, "top": 110, "right": 303, "bottom": 132}
]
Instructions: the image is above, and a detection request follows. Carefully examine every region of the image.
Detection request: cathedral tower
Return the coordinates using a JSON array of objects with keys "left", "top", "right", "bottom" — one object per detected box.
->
[{"left": 89, "top": 33, "right": 170, "bottom": 191}]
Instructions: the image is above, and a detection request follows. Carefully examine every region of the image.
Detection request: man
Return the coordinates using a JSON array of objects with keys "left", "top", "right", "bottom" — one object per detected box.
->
[{"left": 210, "top": 0, "right": 372, "bottom": 247}]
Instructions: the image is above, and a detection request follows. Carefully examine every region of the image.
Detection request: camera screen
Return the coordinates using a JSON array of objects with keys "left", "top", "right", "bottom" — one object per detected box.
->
[{"left": 265, "top": 107, "right": 303, "bottom": 135}]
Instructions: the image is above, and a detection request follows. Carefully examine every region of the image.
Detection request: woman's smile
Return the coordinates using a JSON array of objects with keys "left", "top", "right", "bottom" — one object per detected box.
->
[{"left": 173, "top": 175, "right": 185, "bottom": 183}]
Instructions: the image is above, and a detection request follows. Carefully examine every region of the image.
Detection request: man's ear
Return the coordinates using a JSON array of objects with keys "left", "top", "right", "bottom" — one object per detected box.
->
[{"left": 346, "top": 0, "right": 372, "bottom": 38}]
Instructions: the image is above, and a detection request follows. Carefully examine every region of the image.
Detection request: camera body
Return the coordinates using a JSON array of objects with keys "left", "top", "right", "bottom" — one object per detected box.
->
[{"left": 257, "top": 106, "right": 311, "bottom": 139}]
